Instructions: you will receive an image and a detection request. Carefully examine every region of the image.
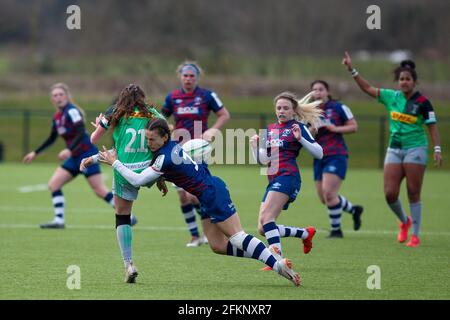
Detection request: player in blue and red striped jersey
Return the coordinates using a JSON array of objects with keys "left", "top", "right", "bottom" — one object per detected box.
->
[
  {"left": 162, "top": 61, "right": 230, "bottom": 247},
  {"left": 98, "top": 118, "right": 301, "bottom": 287},
  {"left": 250, "top": 91, "right": 323, "bottom": 266},
  {"left": 311, "top": 80, "right": 363, "bottom": 239},
  {"left": 22, "top": 83, "right": 119, "bottom": 229}
]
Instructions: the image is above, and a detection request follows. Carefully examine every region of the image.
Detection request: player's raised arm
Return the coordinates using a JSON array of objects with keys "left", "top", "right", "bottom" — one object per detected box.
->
[{"left": 342, "top": 51, "right": 377, "bottom": 98}]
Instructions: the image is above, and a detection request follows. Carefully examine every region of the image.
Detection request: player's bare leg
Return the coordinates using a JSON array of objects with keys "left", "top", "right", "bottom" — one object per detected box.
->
[{"left": 86, "top": 174, "right": 137, "bottom": 226}]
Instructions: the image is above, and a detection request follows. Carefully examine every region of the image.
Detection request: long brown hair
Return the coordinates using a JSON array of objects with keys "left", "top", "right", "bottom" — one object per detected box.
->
[{"left": 108, "top": 84, "right": 155, "bottom": 129}]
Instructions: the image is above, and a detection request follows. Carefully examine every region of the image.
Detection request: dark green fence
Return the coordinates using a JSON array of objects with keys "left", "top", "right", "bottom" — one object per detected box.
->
[{"left": 0, "top": 109, "right": 448, "bottom": 169}]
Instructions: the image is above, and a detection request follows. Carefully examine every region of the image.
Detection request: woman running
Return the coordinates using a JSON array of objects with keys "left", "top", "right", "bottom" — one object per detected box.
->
[
  {"left": 96, "top": 118, "right": 301, "bottom": 286},
  {"left": 311, "top": 80, "right": 363, "bottom": 238},
  {"left": 162, "top": 61, "right": 230, "bottom": 247},
  {"left": 250, "top": 91, "right": 323, "bottom": 264},
  {"left": 23, "top": 83, "right": 116, "bottom": 229}
]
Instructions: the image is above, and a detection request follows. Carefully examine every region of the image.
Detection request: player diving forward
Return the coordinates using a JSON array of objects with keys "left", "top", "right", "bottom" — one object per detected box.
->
[{"left": 88, "top": 118, "right": 302, "bottom": 287}]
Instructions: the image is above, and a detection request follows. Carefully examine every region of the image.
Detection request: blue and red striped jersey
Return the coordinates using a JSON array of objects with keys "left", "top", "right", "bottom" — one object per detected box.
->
[
  {"left": 162, "top": 86, "right": 223, "bottom": 140},
  {"left": 315, "top": 100, "right": 354, "bottom": 156},
  {"left": 52, "top": 103, "right": 93, "bottom": 156},
  {"left": 264, "top": 119, "right": 315, "bottom": 181}
]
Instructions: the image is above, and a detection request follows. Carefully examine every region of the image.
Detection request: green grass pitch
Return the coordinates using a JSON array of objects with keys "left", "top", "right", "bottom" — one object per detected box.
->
[{"left": 0, "top": 163, "right": 449, "bottom": 299}]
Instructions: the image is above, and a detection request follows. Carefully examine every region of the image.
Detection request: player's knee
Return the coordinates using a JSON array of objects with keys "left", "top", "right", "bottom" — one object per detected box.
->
[
  {"left": 407, "top": 189, "right": 420, "bottom": 203},
  {"left": 208, "top": 242, "right": 226, "bottom": 255},
  {"left": 48, "top": 182, "right": 57, "bottom": 193},
  {"left": 384, "top": 191, "right": 398, "bottom": 204},
  {"left": 178, "top": 191, "right": 190, "bottom": 205},
  {"left": 323, "top": 190, "right": 336, "bottom": 204}
]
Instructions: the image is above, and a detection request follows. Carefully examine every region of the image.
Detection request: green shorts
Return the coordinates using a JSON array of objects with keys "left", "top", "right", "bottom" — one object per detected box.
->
[{"left": 112, "top": 177, "right": 140, "bottom": 201}]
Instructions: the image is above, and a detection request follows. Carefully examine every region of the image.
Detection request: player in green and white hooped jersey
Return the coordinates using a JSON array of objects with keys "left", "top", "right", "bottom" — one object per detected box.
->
[
  {"left": 81, "top": 84, "right": 166, "bottom": 282},
  {"left": 342, "top": 52, "right": 442, "bottom": 247}
]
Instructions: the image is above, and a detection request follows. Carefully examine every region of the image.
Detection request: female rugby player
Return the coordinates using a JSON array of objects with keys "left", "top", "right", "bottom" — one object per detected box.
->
[{"left": 342, "top": 51, "right": 442, "bottom": 247}]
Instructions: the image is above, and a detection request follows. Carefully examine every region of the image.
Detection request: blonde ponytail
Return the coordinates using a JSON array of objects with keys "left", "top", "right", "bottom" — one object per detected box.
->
[
  {"left": 295, "top": 91, "right": 323, "bottom": 129},
  {"left": 274, "top": 91, "right": 323, "bottom": 129}
]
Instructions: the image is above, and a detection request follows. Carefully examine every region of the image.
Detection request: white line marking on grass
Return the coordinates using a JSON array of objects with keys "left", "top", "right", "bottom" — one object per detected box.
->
[
  {"left": 0, "top": 223, "right": 449, "bottom": 236},
  {"left": 17, "top": 184, "right": 48, "bottom": 193}
]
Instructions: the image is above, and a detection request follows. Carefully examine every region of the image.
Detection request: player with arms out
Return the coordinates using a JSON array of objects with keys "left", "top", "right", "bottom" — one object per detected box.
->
[
  {"left": 80, "top": 84, "right": 166, "bottom": 282},
  {"left": 250, "top": 91, "right": 323, "bottom": 267},
  {"left": 162, "top": 61, "right": 230, "bottom": 247},
  {"left": 342, "top": 51, "right": 442, "bottom": 247},
  {"left": 310, "top": 80, "right": 363, "bottom": 238},
  {"left": 97, "top": 118, "right": 301, "bottom": 287},
  {"left": 23, "top": 83, "right": 116, "bottom": 229}
]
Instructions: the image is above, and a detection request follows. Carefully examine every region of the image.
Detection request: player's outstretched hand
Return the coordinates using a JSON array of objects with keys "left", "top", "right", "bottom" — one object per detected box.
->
[
  {"left": 79, "top": 157, "right": 93, "bottom": 171},
  {"left": 99, "top": 146, "right": 117, "bottom": 165},
  {"left": 90, "top": 113, "right": 104, "bottom": 128},
  {"left": 342, "top": 51, "right": 353, "bottom": 71},
  {"left": 23, "top": 151, "right": 36, "bottom": 164},
  {"left": 157, "top": 177, "right": 168, "bottom": 197},
  {"left": 58, "top": 148, "right": 71, "bottom": 161},
  {"left": 202, "top": 128, "right": 219, "bottom": 142},
  {"left": 434, "top": 151, "right": 442, "bottom": 167},
  {"left": 292, "top": 123, "right": 303, "bottom": 141}
]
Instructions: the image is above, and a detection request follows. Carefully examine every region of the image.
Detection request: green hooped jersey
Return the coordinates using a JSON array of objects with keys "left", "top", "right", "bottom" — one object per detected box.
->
[
  {"left": 377, "top": 89, "right": 437, "bottom": 149},
  {"left": 100, "top": 105, "right": 165, "bottom": 185}
]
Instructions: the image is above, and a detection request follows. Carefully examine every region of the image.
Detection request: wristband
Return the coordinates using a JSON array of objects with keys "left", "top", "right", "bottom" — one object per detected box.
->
[
  {"left": 91, "top": 154, "right": 99, "bottom": 163},
  {"left": 351, "top": 68, "right": 359, "bottom": 77},
  {"left": 434, "top": 146, "right": 441, "bottom": 153}
]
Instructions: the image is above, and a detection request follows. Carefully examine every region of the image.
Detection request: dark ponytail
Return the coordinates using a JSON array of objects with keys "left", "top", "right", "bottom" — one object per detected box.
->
[
  {"left": 310, "top": 80, "right": 334, "bottom": 101},
  {"left": 394, "top": 60, "right": 417, "bottom": 82}
]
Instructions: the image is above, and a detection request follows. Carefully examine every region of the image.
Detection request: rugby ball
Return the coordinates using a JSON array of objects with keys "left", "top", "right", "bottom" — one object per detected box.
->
[{"left": 182, "top": 138, "right": 212, "bottom": 163}]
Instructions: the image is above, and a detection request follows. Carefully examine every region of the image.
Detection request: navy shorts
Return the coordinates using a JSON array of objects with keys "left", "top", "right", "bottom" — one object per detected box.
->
[
  {"left": 200, "top": 176, "right": 237, "bottom": 224},
  {"left": 262, "top": 175, "right": 301, "bottom": 210},
  {"left": 62, "top": 148, "right": 101, "bottom": 178},
  {"left": 313, "top": 155, "right": 348, "bottom": 181}
]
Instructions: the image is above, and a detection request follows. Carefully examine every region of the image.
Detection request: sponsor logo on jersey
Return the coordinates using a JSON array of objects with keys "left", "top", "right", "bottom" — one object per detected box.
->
[
  {"left": 282, "top": 129, "right": 291, "bottom": 137},
  {"left": 391, "top": 111, "right": 417, "bottom": 124},
  {"left": 177, "top": 106, "right": 200, "bottom": 115},
  {"left": 266, "top": 139, "right": 284, "bottom": 147},
  {"left": 175, "top": 99, "right": 183, "bottom": 104},
  {"left": 194, "top": 97, "right": 202, "bottom": 105},
  {"left": 151, "top": 155, "right": 165, "bottom": 171}
]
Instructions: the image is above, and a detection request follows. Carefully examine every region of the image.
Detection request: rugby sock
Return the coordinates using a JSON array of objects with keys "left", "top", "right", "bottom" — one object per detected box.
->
[
  {"left": 409, "top": 202, "right": 422, "bottom": 236},
  {"left": 388, "top": 199, "right": 408, "bottom": 224},
  {"left": 116, "top": 214, "right": 132, "bottom": 265},
  {"left": 229, "top": 231, "right": 279, "bottom": 271},
  {"left": 226, "top": 242, "right": 253, "bottom": 258},
  {"left": 339, "top": 195, "right": 354, "bottom": 214},
  {"left": 181, "top": 204, "right": 199, "bottom": 237},
  {"left": 328, "top": 198, "right": 342, "bottom": 231},
  {"left": 263, "top": 221, "right": 282, "bottom": 254},
  {"left": 104, "top": 192, "right": 115, "bottom": 207},
  {"left": 278, "top": 224, "right": 308, "bottom": 240},
  {"left": 52, "top": 190, "right": 65, "bottom": 223},
  {"left": 193, "top": 203, "right": 202, "bottom": 215}
]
